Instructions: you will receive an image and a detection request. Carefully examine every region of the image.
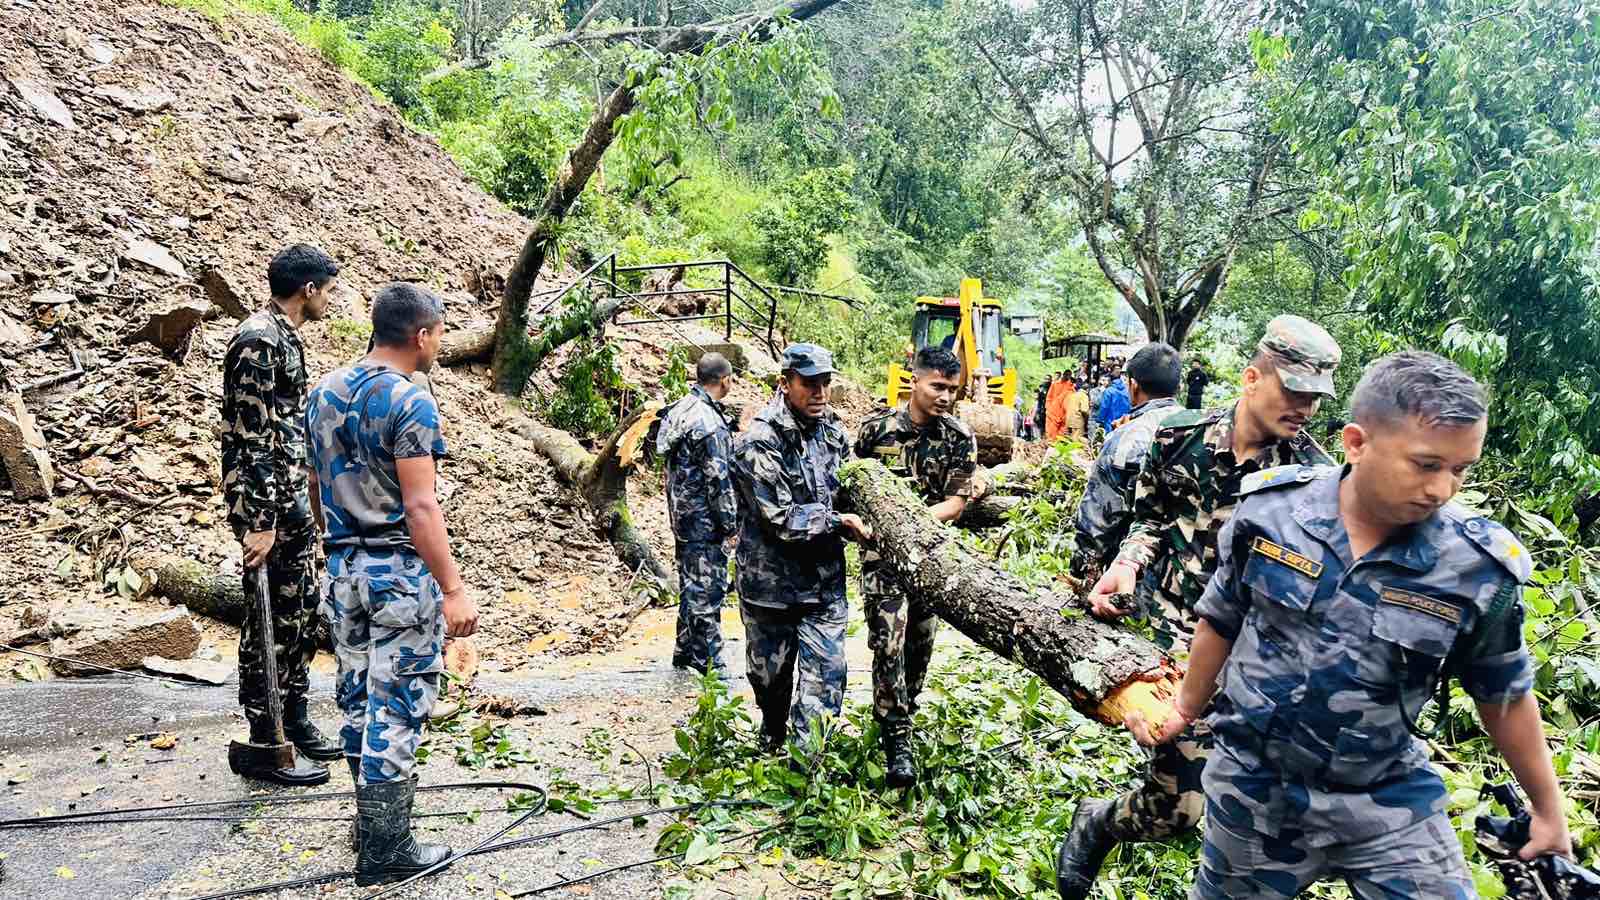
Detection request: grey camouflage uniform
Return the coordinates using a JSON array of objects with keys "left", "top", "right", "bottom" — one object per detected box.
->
[
  {"left": 657, "top": 385, "right": 740, "bottom": 672},
  {"left": 852, "top": 406, "right": 976, "bottom": 736},
  {"left": 1070, "top": 396, "right": 1186, "bottom": 585},
  {"left": 1192, "top": 463, "right": 1532, "bottom": 899},
  {"left": 731, "top": 391, "right": 851, "bottom": 744},
  {"left": 305, "top": 363, "right": 449, "bottom": 784},
  {"left": 221, "top": 306, "right": 319, "bottom": 731}
]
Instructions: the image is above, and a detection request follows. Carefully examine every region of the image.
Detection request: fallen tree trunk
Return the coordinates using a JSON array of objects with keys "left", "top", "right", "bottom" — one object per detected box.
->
[
  {"left": 439, "top": 325, "right": 495, "bottom": 367},
  {"left": 839, "top": 459, "right": 1178, "bottom": 726},
  {"left": 443, "top": 292, "right": 629, "bottom": 369},
  {"left": 511, "top": 404, "right": 672, "bottom": 589},
  {"left": 144, "top": 556, "right": 246, "bottom": 625}
]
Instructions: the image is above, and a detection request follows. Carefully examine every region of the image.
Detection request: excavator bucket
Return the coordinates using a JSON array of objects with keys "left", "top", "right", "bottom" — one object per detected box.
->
[{"left": 957, "top": 398, "right": 1015, "bottom": 466}]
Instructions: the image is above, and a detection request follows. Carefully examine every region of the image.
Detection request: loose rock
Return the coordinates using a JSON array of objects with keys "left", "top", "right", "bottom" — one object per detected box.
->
[
  {"left": 0, "top": 392, "right": 55, "bottom": 499},
  {"left": 5, "top": 75, "right": 75, "bottom": 129},
  {"left": 199, "top": 265, "right": 251, "bottom": 320},
  {"left": 122, "top": 238, "right": 189, "bottom": 279},
  {"left": 142, "top": 655, "right": 233, "bottom": 685},
  {"left": 47, "top": 607, "right": 201, "bottom": 677},
  {"left": 123, "top": 301, "right": 208, "bottom": 360}
]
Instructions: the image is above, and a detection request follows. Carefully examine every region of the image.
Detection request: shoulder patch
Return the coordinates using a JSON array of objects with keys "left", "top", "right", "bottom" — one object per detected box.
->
[
  {"left": 1453, "top": 512, "right": 1533, "bottom": 584},
  {"left": 1239, "top": 464, "right": 1320, "bottom": 496}
]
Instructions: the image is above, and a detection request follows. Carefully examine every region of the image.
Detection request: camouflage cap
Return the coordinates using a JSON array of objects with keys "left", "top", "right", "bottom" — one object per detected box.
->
[
  {"left": 1258, "top": 314, "right": 1341, "bottom": 397},
  {"left": 781, "top": 343, "right": 837, "bottom": 377}
]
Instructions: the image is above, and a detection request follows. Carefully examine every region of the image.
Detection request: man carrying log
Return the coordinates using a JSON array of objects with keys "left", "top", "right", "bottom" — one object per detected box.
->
[
  {"left": 1070, "top": 342, "right": 1186, "bottom": 591},
  {"left": 853, "top": 346, "right": 977, "bottom": 788},
  {"left": 1127, "top": 351, "right": 1570, "bottom": 897},
  {"left": 221, "top": 243, "right": 343, "bottom": 783},
  {"left": 1056, "top": 315, "right": 1341, "bottom": 899},
  {"left": 656, "top": 351, "right": 739, "bottom": 676},
  {"left": 305, "top": 283, "right": 479, "bottom": 885},
  {"left": 731, "top": 343, "right": 872, "bottom": 751}
]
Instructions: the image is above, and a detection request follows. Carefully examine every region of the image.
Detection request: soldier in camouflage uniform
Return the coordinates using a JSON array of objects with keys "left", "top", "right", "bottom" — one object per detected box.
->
[
  {"left": 656, "top": 352, "right": 739, "bottom": 675},
  {"left": 1071, "top": 342, "right": 1186, "bottom": 589},
  {"left": 1057, "top": 315, "right": 1342, "bottom": 900},
  {"left": 305, "top": 283, "right": 479, "bottom": 886},
  {"left": 731, "top": 344, "right": 873, "bottom": 751},
  {"left": 221, "top": 243, "right": 343, "bottom": 784},
  {"left": 853, "top": 346, "right": 976, "bottom": 787},
  {"left": 1128, "top": 351, "right": 1571, "bottom": 898}
]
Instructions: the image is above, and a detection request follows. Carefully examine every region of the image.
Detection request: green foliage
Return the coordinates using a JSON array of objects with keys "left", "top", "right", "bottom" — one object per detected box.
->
[
  {"left": 541, "top": 335, "right": 625, "bottom": 438},
  {"left": 749, "top": 165, "right": 856, "bottom": 286},
  {"left": 1264, "top": 0, "right": 1600, "bottom": 522},
  {"left": 662, "top": 348, "right": 691, "bottom": 404},
  {"left": 488, "top": 91, "right": 589, "bottom": 214},
  {"left": 326, "top": 317, "right": 372, "bottom": 355},
  {"left": 354, "top": 2, "right": 453, "bottom": 112}
]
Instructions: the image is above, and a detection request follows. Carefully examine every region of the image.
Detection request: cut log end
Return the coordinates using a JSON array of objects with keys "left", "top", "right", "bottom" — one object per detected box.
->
[{"left": 1092, "top": 672, "right": 1182, "bottom": 727}]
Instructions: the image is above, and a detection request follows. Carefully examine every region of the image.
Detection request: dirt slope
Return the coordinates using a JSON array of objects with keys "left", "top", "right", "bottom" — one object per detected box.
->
[{"left": 0, "top": 0, "right": 653, "bottom": 674}]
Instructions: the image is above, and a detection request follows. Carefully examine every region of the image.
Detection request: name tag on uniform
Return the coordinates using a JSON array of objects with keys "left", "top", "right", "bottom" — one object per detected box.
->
[
  {"left": 873, "top": 446, "right": 902, "bottom": 459},
  {"left": 1250, "top": 537, "right": 1324, "bottom": 579},
  {"left": 1379, "top": 587, "right": 1462, "bottom": 625}
]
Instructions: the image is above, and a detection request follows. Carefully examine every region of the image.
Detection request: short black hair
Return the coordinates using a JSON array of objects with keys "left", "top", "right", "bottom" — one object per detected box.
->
[
  {"left": 913, "top": 346, "right": 961, "bottom": 378},
  {"left": 371, "top": 282, "right": 445, "bottom": 348},
  {"left": 696, "top": 352, "right": 732, "bottom": 385},
  {"left": 1126, "top": 342, "right": 1180, "bottom": 398},
  {"left": 1350, "top": 351, "right": 1488, "bottom": 429},
  {"left": 267, "top": 244, "right": 340, "bottom": 299}
]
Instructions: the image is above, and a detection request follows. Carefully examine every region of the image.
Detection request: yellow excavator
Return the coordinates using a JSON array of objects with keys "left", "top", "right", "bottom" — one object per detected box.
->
[{"left": 885, "top": 277, "right": 1018, "bottom": 464}]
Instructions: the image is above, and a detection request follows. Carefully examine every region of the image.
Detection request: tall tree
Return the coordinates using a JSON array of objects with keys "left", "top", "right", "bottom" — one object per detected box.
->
[
  {"left": 488, "top": 0, "right": 844, "bottom": 395},
  {"left": 1261, "top": 0, "right": 1600, "bottom": 521},
  {"left": 969, "top": 0, "right": 1296, "bottom": 347}
]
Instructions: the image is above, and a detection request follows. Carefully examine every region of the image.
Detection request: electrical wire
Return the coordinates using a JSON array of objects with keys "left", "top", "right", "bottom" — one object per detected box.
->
[{"left": 509, "top": 821, "right": 785, "bottom": 897}]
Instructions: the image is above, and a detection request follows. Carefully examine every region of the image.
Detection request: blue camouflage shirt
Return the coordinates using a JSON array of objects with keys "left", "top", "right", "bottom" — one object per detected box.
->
[
  {"left": 657, "top": 385, "right": 739, "bottom": 543},
  {"left": 1197, "top": 463, "right": 1533, "bottom": 843},
  {"left": 1072, "top": 397, "right": 1186, "bottom": 574},
  {"left": 304, "top": 363, "right": 448, "bottom": 551},
  {"left": 730, "top": 392, "right": 850, "bottom": 609}
]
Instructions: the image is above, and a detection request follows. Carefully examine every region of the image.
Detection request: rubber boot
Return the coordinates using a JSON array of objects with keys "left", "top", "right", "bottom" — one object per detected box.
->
[
  {"left": 237, "top": 719, "right": 329, "bottom": 787},
  {"left": 1055, "top": 798, "right": 1117, "bottom": 900},
  {"left": 347, "top": 757, "right": 363, "bottom": 856},
  {"left": 882, "top": 723, "right": 916, "bottom": 789},
  {"left": 354, "top": 778, "right": 452, "bottom": 886},
  {"left": 284, "top": 698, "right": 344, "bottom": 761}
]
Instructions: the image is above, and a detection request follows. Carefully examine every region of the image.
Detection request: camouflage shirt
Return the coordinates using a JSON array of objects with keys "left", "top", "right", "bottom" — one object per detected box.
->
[
  {"left": 221, "top": 306, "right": 309, "bottom": 536},
  {"left": 1114, "top": 402, "right": 1333, "bottom": 649},
  {"left": 657, "top": 385, "right": 739, "bottom": 543},
  {"left": 304, "top": 363, "right": 448, "bottom": 551},
  {"left": 1072, "top": 397, "right": 1186, "bottom": 577},
  {"left": 853, "top": 405, "right": 978, "bottom": 596},
  {"left": 1198, "top": 464, "right": 1531, "bottom": 839},
  {"left": 731, "top": 393, "right": 851, "bottom": 609}
]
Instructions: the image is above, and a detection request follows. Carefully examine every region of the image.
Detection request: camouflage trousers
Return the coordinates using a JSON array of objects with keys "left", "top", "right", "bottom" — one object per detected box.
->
[
  {"left": 740, "top": 598, "right": 847, "bottom": 745},
  {"left": 1193, "top": 798, "right": 1471, "bottom": 899},
  {"left": 861, "top": 577, "right": 937, "bottom": 731},
  {"left": 673, "top": 540, "right": 728, "bottom": 673},
  {"left": 238, "top": 515, "right": 319, "bottom": 730},
  {"left": 1109, "top": 717, "right": 1211, "bottom": 842},
  {"left": 318, "top": 546, "right": 445, "bottom": 785}
]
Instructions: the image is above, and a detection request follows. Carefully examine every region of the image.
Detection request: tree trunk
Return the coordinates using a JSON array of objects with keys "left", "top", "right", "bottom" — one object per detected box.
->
[
  {"left": 510, "top": 404, "right": 672, "bottom": 589},
  {"left": 446, "top": 292, "right": 629, "bottom": 369},
  {"left": 493, "top": 84, "right": 638, "bottom": 396},
  {"left": 839, "top": 459, "right": 1180, "bottom": 725},
  {"left": 144, "top": 556, "right": 247, "bottom": 625},
  {"left": 440, "top": 324, "right": 496, "bottom": 367}
]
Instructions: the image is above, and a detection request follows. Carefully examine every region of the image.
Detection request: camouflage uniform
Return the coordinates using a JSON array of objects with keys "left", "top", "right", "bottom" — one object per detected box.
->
[
  {"left": 656, "top": 385, "right": 739, "bottom": 673},
  {"left": 731, "top": 390, "right": 851, "bottom": 744},
  {"left": 305, "top": 363, "right": 449, "bottom": 784},
  {"left": 1070, "top": 396, "right": 1186, "bottom": 585},
  {"left": 1191, "top": 464, "right": 1532, "bottom": 899},
  {"left": 1105, "top": 316, "right": 1339, "bottom": 845},
  {"left": 221, "top": 306, "right": 318, "bottom": 732},
  {"left": 852, "top": 406, "right": 976, "bottom": 735}
]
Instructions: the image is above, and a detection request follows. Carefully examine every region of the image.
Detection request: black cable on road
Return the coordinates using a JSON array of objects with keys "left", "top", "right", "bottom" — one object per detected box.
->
[{"left": 509, "top": 821, "right": 785, "bottom": 897}]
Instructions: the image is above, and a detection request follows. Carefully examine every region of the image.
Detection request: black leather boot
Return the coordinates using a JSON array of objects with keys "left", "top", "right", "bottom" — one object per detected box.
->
[
  {"left": 354, "top": 778, "right": 452, "bottom": 886},
  {"left": 284, "top": 699, "right": 344, "bottom": 761},
  {"left": 1055, "top": 798, "right": 1118, "bottom": 900},
  {"left": 882, "top": 723, "right": 916, "bottom": 789}
]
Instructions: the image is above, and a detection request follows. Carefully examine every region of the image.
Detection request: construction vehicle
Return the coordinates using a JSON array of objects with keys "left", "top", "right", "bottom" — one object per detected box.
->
[{"left": 885, "top": 277, "right": 1019, "bottom": 464}]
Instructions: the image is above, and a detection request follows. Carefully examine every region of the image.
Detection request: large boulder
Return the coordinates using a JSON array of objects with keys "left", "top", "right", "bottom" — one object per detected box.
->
[{"left": 47, "top": 607, "right": 202, "bottom": 677}]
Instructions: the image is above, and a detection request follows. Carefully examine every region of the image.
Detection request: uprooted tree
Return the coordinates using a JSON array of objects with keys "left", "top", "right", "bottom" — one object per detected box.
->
[
  {"left": 489, "top": 0, "right": 845, "bottom": 396},
  {"left": 840, "top": 459, "right": 1181, "bottom": 725}
]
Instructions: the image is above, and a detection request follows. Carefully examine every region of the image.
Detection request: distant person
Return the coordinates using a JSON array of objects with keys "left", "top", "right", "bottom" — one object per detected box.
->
[
  {"left": 1045, "top": 372, "right": 1072, "bottom": 441},
  {"left": 1095, "top": 372, "right": 1131, "bottom": 434},
  {"left": 1066, "top": 378, "right": 1090, "bottom": 441},
  {"left": 222, "top": 243, "right": 342, "bottom": 786},
  {"left": 1185, "top": 359, "right": 1211, "bottom": 409},
  {"left": 656, "top": 352, "right": 739, "bottom": 677},
  {"left": 306, "top": 282, "right": 479, "bottom": 885},
  {"left": 732, "top": 344, "right": 872, "bottom": 752},
  {"left": 1034, "top": 377, "right": 1051, "bottom": 441}
]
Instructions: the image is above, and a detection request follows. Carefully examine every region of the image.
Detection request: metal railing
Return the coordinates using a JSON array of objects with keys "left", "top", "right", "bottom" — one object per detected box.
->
[{"left": 533, "top": 254, "right": 852, "bottom": 359}]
